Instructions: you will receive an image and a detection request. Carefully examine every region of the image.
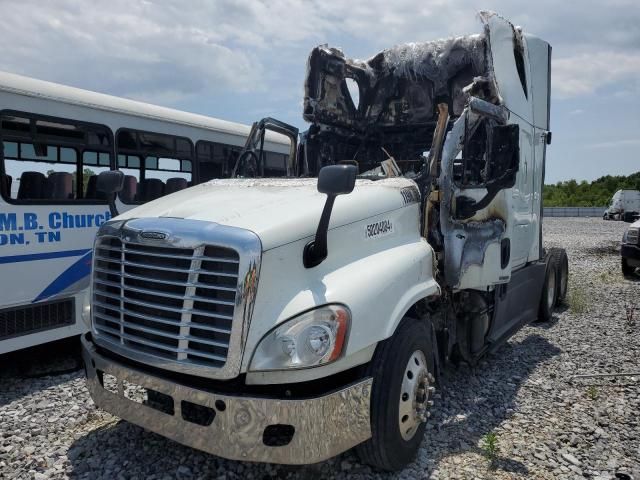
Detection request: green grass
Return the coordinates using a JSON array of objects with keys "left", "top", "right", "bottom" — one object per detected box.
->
[
  {"left": 481, "top": 432, "right": 499, "bottom": 464},
  {"left": 598, "top": 270, "right": 622, "bottom": 285},
  {"left": 586, "top": 385, "right": 599, "bottom": 400},
  {"left": 568, "top": 288, "right": 589, "bottom": 315}
]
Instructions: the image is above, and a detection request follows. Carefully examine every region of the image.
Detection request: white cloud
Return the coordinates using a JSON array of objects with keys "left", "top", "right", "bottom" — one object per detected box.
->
[
  {"left": 0, "top": 0, "right": 638, "bottom": 109},
  {"left": 553, "top": 52, "right": 640, "bottom": 98}
]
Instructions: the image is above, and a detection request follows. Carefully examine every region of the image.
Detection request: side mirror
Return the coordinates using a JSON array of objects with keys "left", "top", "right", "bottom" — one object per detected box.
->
[
  {"left": 303, "top": 165, "right": 357, "bottom": 268},
  {"left": 97, "top": 170, "right": 124, "bottom": 217},
  {"left": 317, "top": 163, "right": 357, "bottom": 195}
]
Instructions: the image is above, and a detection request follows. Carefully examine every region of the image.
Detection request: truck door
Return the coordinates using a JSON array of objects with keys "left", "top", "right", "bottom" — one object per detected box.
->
[
  {"left": 439, "top": 15, "right": 543, "bottom": 291},
  {"left": 483, "top": 14, "right": 536, "bottom": 268}
]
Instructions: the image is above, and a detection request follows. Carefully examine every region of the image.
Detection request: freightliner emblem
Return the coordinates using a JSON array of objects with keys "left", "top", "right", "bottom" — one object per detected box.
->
[{"left": 140, "top": 231, "right": 168, "bottom": 240}]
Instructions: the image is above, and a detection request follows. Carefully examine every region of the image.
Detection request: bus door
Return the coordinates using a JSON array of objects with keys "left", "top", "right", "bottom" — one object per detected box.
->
[{"left": 0, "top": 111, "right": 114, "bottom": 318}]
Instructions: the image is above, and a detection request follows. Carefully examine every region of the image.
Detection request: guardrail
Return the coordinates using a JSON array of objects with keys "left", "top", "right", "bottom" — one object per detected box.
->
[{"left": 543, "top": 207, "right": 606, "bottom": 217}]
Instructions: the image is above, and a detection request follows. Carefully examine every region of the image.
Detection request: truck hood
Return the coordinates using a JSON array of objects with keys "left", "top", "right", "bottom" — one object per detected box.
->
[{"left": 115, "top": 177, "right": 418, "bottom": 250}]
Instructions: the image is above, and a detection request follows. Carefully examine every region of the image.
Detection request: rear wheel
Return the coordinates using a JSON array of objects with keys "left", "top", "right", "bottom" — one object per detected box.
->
[
  {"left": 549, "top": 248, "right": 569, "bottom": 305},
  {"left": 622, "top": 257, "right": 635, "bottom": 276},
  {"left": 538, "top": 258, "right": 557, "bottom": 322},
  {"left": 357, "top": 318, "right": 435, "bottom": 471}
]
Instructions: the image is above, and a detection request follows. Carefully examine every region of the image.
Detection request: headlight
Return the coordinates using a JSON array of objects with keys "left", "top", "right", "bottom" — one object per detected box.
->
[
  {"left": 625, "top": 227, "right": 639, "bottom": 244},
  {"left": 249, "top": 304, "right": 350, "bottom": 371}
]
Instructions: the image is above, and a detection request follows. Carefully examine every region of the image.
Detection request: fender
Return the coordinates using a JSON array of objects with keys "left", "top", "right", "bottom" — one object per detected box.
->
[{"left": 241, "top": 207, "right": 440, "bottom": 382}]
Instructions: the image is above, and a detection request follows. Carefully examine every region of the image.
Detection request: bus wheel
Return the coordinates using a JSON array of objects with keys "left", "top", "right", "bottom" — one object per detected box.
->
[{"left": 357, "top": 318, "right": 435, "bottom": 471}]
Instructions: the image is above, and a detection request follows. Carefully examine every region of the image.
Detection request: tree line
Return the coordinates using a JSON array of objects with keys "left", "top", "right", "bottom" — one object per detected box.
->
[{"left": 543, "top": 171, "right": 640, "bottom": 207}]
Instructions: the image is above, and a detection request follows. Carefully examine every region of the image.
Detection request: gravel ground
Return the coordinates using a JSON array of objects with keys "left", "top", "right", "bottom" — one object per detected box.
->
[{"left": 1, "top": 217, "right": 639, "bottom": 480}]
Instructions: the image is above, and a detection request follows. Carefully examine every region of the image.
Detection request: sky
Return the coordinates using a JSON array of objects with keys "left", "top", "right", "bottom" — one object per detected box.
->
[{"left": 0, "top": 0, "right": 638, "bottom": 184}]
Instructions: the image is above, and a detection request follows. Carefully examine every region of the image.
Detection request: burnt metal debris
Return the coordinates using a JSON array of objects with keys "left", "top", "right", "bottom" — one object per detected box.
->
[
  {"left": 302, "top": 35, "right": 486, "bottom": 177},
  {"left": 301, "top": 12, "right": 523, "bottom": 289}
]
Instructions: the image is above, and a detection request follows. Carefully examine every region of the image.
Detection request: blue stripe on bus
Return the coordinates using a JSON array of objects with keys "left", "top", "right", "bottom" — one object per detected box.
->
[
  {"left": 0, "top": 249, "right": 91, "bottom": 264},
  {"left": 33, "top": 250, "right": 94, "bottom": 303}
]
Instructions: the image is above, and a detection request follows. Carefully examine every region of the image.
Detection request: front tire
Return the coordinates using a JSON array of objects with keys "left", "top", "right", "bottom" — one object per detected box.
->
[
  {"left": 357, "top": 318, "right": 435, "bottom": 471},
  {"left": 622, "top": 257, "right": 635, "bottom": 276}
]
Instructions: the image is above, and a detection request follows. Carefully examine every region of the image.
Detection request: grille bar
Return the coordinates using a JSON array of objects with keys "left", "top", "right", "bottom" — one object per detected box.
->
[
  {"left": 93, "top": 236, "right": 240, "bottom": 370},
  {"left": 95, "top": 290, "right": 234, "bottom": 320},
  {"left": 94, "top": 279, "right": 235, "bottom": 306},
  {"left": 93, "top": 314, "right": 230, "bottom": 348},
  {"left": 95, "top": 255, "right": 240, "bottom": 278},
  {"left": 93, "top": 307, "right": 231, "bottom": 334},
  {"left": 123, "top": 246, "right": 240, "bottom": 263},
  {"left": 93, "top": 268, "right": 237, "bottom": 291},
  {"left": 94, "top": 325, "right": 228, "bottom": 362}
]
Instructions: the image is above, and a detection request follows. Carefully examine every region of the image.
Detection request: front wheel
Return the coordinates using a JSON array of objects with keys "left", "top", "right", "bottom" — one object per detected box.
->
[
  {"left": 622, "top": 257, "right": 635, "bottom": 276},
  {"left": 357, "top": 318, "right": 436, "bottom": 471}
]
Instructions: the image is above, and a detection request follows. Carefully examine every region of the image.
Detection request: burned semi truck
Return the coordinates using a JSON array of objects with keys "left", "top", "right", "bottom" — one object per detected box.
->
[{"left": 81, "top": 12, "right": 569, "bottom": 470}]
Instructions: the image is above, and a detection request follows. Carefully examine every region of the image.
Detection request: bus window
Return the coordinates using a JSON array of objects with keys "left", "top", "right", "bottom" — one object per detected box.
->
[
  {"left": 0, "top": 112, "right": 113, "bottom": 202},
  {"left": 82, "top": 151, "right": 112, "bottom": 199},
  {"left": 116, "top": 129, "right": 193, "bottom": 203},
  {"left": 196, "top": 141, "right": 241, "bottom": 182},
  {"left": 2, "top": 141, "right": 78, "bottom": 200},
  {"left": 117, "top": 154, "right": 142, "bottom": 203},
  {"left": 144, "top": 156, "right": 193, "bottom": 195}
]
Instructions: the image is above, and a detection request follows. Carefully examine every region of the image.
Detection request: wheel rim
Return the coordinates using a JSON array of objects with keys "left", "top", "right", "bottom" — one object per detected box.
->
[
  {"left": 547, "top": 267, "right": 556, "bottom": 308},
  {"left": 398, "top": 350, "right": 430, "bottom": 441}
]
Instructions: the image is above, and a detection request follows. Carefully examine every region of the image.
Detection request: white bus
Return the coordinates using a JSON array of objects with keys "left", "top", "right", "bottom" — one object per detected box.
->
[{"left": 0, "top": 71, "right": 291, "bottom": 354}]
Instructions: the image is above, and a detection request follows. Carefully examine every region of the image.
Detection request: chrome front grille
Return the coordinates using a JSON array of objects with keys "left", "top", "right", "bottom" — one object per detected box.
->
[{"left": 92, "top": 237, "right": 240, "bottom": 370}]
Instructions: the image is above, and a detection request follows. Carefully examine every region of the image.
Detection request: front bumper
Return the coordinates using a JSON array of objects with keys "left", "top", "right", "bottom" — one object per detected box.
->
[
  {"left": 81, "top": 334, "right": 372, "bottom": 464},
  {"left": 621, "top": 243, "right": 640, "bottom": 267}
]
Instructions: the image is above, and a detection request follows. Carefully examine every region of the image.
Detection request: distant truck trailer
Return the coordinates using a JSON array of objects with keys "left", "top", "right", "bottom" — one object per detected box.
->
[{"left": 604, "top": 190, "right": 640, "bottom": 222}]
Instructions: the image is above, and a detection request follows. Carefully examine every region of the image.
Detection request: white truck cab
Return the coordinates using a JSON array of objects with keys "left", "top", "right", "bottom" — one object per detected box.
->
[
  {"left": 604, "top": 189, "right": 640, "bottom": 222},
  {"left": 80, "top": 12, "right": 569, "bottom": 470}
]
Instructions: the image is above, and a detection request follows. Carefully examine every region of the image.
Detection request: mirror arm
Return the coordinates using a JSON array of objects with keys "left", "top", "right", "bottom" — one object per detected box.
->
[
  {"left": 107, "top": 195, "right": 119, "bottom": 218},
  {"left": 303, "top": 194, "right": 336, "bottom": 268}
]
